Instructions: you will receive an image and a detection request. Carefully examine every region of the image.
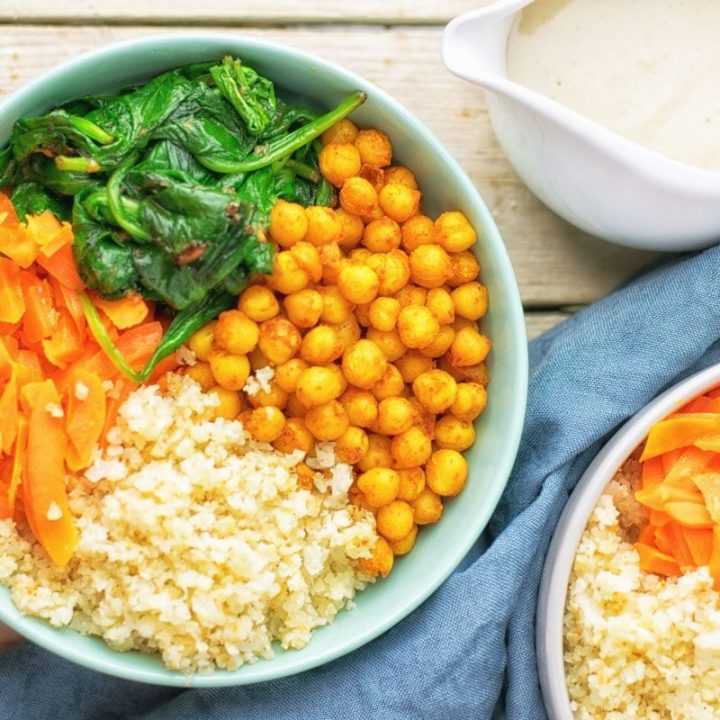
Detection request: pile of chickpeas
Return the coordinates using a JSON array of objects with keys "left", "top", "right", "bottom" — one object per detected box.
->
[{"left": 185, "top": 118, "right": 490, "bottom": 579}]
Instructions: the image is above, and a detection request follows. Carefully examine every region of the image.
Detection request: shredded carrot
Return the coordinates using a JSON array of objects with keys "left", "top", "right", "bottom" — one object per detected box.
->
[
  {"left": 65, "top": 369, "right": 106, "bottom": 471},
  {"left": 36, "top": 243, "right": 84, "bottom": 291},
  {"left": 0, "top": 257, "right": 25, "bottom": 324},
  {"left": 93, "top": 292, "right": 150, "bottom": 330}
]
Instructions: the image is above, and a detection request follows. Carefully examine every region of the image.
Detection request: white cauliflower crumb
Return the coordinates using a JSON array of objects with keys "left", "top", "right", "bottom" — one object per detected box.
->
[
  {"left": 243, "top": 365, "right": 274, "bottom": 396},
  {"left": 74, "top": 381, "right": 89, "bottom": 401},
  {"left": 45, "top": 403, "right": 64, "bottom": 418},
  {"left": 46, "top": 502, "right": 63, "bottom": 521},
  {"left": 176, "top": 345, "right": 197, "bottom": 367}
]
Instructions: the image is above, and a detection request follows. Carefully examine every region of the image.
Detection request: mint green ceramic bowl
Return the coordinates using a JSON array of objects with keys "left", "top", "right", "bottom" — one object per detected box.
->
[{"left": 0, "top": 33, "right": 528, "bottom": 686}]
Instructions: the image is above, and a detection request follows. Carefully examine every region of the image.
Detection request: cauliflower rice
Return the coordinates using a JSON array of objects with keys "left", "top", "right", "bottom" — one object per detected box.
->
[{"left": 0, "top": 374, "right": 378, "bottom": 672}]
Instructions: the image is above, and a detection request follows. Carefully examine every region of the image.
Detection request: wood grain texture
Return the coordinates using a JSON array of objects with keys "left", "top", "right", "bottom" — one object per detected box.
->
[{"left": 0, "top": 24, "right": 656, "bottom": 307}]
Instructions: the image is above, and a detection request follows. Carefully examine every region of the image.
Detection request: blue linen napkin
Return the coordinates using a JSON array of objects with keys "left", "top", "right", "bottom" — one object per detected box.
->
[{"left": 4, "top": 246, "right": 720, "bottom": 720}]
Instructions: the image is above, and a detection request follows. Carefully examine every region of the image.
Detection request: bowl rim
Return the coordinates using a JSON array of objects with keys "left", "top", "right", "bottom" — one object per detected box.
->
[
  {"left": 537, "top": 361, "right": 720, "bottom": 719},
  {"left": 0, "top": 30, "right": 529, "bottom": 686}
]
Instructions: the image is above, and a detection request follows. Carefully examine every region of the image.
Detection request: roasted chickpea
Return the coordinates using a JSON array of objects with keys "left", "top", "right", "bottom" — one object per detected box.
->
[
  {"left": 207, "top": 387, "right": 244, "bottom": 420},
  {"left": 337, "top": 263, "right": 380, "bottom": 305},
  {"left": 319, "top": 285, "right": 353, "bottom": 325},
  {"left": 185, "top": 361, "right": 215, "bottom": 391},
  {"left": 327, "top": 363, "right": 349, "bottom": 396},
  {"left": 208, "top": 351, "right": 251, "bottom": 391},
  {"left": 322, "top": 117, "right": 359, "bottom": 145},
  {"left": 378, "top": 183, "right": 420, "bottom": 223},
  {"left": 409, "top": 244, "right": 453, "bottom": 289},
  {"left": 304, "top": 400, "right": 349, "bottom": 441},
  {"left": 362, "top": 217, "right": 402, "bottom": 253},
  {"left": 295, "top": 365, "right": 345, "bottom": 408},
  {"left": 349, "top": 485, "right": 373, "bottom": 512},
  {"left": 274, "top": 358, "right": 309, "bottom": 394},
  {"left": 385, "top": 166, "right": 418, "bottom": 189},
  {"left": 451, "top": 282, "right": 488, "bottom": 321},
  {"left": 335, "top": 208, "right": 365, "bottom": 250},
  {"left": 319, "top": 142, "right": 362, "bottom": 187},
  {"left": 339, "top": 176, "right": 378, "bottom": 217},
  {"left": 269, "top": 199, "right": 308, "bottom": 247},
  {"left": 434, "top": 414, "right": 476, "bottom": 452},
  {"left": 304, "top": 206, "right": 343, "bottom": 246},
  {"left": 248, "top": 347, "right": 270, "bottom": 371},
  {"left": 355, "top": 128, "right": 392, "bottom": 167},
  {"left": 438, "top": 356, "right": 489, "bottom": 385},
  {"left": 434, "top": 211, "right": 477, "bottom": 253},
  {"left": 354, "top": 302, "right": 372, "bottom": 328},
  {"left": 357, "top": 467, "right": 400, "bottom": 507},
  {"left": 368, "top": 297, "right": 400, "bottom": 332},
  {"left": 319, "top": 243, "right": 345, "bottom": 285},
  {"left": 243, "top": 406, "right": 286, "bottom": 443},
  {"left": 447, "top": 250, "right": 481, "bottom": 288},
  {"left": 419, "top": 325, "right": 455, "bottom": 358},
  {"left": 371, "top": 363, "right": 406, "bottom": 401},
  {"left": 396, "top": 467, "right": 426, "bottom": 502},
  {"left": 361, "top": 204, "right": 385, "bottom": 224},
  {"left": 366, "top": 249, "right": 411, "bottom": 297},
  {"left": 358, "top": 163, "right": 385, "bottom": 191},
  {"left": 342, "top": 339, "right": 387, "bottom": 389},
  {"left": 283, "top": 289, "right": 323, "bottom": 329},
  {"left": 376, "top": 397, "right": 415, "bottom": 435},
  {"left": 395, "top": 284, "right": 427, "bottom": 308},
  {"left": 377, "top": 500, "right": 414, "bottom": 542},
  {"left": 238, "top": 285, "right": 280, "bottom": 323},
  {"left": 425, "top": 288, "right": 455, "bottom": 324},
  {"left": 426, "top": 448, "right": 468, "bottom": 496},
  {"left": 300, "top": 325, "right": 344, "bottom": 365},
  {"left": 273, "top": 417, "right": 315, "bottom": 455},
  {"left": 448, "top": 327, "right": 491, "bottom": 367},
  {"left": 396, "top": 305, "right": 439, "bottom": 349},
  {"left": 332, "top": 316, "right": 362, "bottom": 351},
  {"left": 349, "top": 247, "right": 372, "bottom": 265},
  {"left": 412, "top": 369, "right": 457, "bottom": 413},
  {"left": 359, "top": 537, "right": 394, "bottom": 578},
  {"left": 390, "top": 426, "right": 432, "bottom": 469},
  {"left": 396, "top": 350, "right": 435, "bottom": 383},
  {"left": 341, "top": 387, "right": 379, "bottom": 429},
  {"left": 451, "top": 382, "right": 487, "bottom": 422},
  {"left": 269, "top": 251, "right": 310, "bottom": 294},
  {"left": 407, "top": 397, "right": 436, "bottom": 438},
  {"left": 335, "top": 426, "right": 369, "bottom": 464},
  {"left": 401, "top": 214, "right": 434, "bottom": 252},
  {"left": 289, "top": 241, "right": 323, "bottom": 283},
  {"left": 188, "top": 321, "right": 216, "bottom": 361},
  {"left": 390, "top": 525, "right": 418, "bottom": 556},
  {"left": 452, "top": 317, "right": 476, "bottom": 333},
  {"left": 258, "top": 317, "right": 302, "bottom": 365},
  {"left": 286, "top": 392, "right": 307, "bottom": 418},
  {"left": 358, "top": 433, "right": 393, "bottom": 471},
  {"left": 412, "top": 488, "right": 443, "bottom": 525},
  {"left": 214, "top": 310, "right": 260, "bottom": 355},
  {"left": 248, "top": 381, "right": 289, "bottom": 410},
  {"left": 366, "top": 328, "right": 406, "bottom": 362}
]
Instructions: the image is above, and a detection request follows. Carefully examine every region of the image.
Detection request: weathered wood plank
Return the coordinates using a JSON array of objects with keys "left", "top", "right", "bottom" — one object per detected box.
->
[{"left": 0, "top": 25, "right": 656, "bottom": 307}]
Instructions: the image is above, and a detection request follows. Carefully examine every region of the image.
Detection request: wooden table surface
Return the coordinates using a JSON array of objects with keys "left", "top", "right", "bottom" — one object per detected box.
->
[{"left": 0, "top": 0, "right": 658, "bottom": 339}]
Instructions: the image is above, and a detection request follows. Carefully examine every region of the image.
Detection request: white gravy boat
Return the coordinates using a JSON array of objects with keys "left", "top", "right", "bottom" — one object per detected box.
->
[{"left": 442, "top": 0, "right": 720, "bottom": 251}]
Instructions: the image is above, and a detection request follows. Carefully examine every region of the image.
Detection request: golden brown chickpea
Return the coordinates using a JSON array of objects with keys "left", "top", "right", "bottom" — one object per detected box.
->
[
  {"left": 214, "top": 310, "right": 260, "bottom": 356},
  {"left": 318, "top": 142, "right": 362, "bottom": 187},
  {"left": 341, "top": 387, "right": 379, "bottom": 429},
  {"left": 358, "top": 163, "right": 385, "bottom": 191},
  {"left": 451, "top": 382, "right": 487, "bottom": 422},
  {"left": 401, "top": 215, "right": 434, "bottom": 253},
  {"left": 396, "top": 305, "right": 439, "bottom": 350},
  {"left": 188, "top": 321, "right": 217, "bottom": 361},
  {"left": 425, "top": 288, "right": 456, "bottom": 325},
  {"left": 327, "top": 363, "right": 349, "bottom": 395},
  {"left": 366, "top": 249, "right": 411, "bottom": 297},
  {"left": 390, "top": 426, "right": 432, "bottom": 469},
  {"left": 286, "top": 392, "right": 307, "bottom": 418},
  {"left": 342, "top": 339, "right": 387, "bottom": 389},
  {"left": 409, "top": 244, "right": 453, "bottom": 289},
  {"left": 269, "top": 251, "right": 310, "bottom": 294},
  {"left": 273, "top": 417, "right": 315, "bottom": 455},
  {"left": 354, "top": 302, "right": 372, "bottom": 328},
  {"left": 407, "top": 397, "right": 436, "bottom": 438},
  {"left": 412, "top": 488, "right": 443, "bottom": 525},
  {"left": 447, "top": 250, "right": 481, "bottom": 288},
  {"left": 395, "top": 350, "right": 435, "bottom": 383},
  {"left": 451, "top": 282, "right": 488, "bottom": 321},
  {"left": 248, "top": 347, "right": 270, "bottom": 371},
  {"left": 258, "top": 317, "right": 302, "bottom": 365},
  {"left": 357, "top": 467, "right": 400, "bottom": 507},
  {"left": 319, "top": 242, "right": 345, "bottom": 285},
  {"left": 319, "top": 285, "right": 354, "bottom": 325},
  {"left": 412, "top": 369, "right": 458, "bottom": 414},
  {"left": 396, "top": 467, "right": 426, "bottom": 502},
  {"left": 339, "top": 176, "right": 378, "bottom": 217},
  {"left": 337, "top": 264, "right": 380, "bottom": 305},
  {"left": 247, "top": 380, "right": 289, "bottom": 410},
  {"left": 209, "top": 387, "right": 245, "bottom": 420},
  {"left": 434, "top": 414, "right": 476, "bottom": 452},
  {"left": 335, "top": 426, "right": 369, "bottom": 464},
  {"left": 362, "top": 217, "right": 402, "bottom": 253},
  {"left": 355, "top": 128, "right": 393, "bottom": 168},
  {"left": 349, "top": 247, "right": 372, "bottom": 265},
  {"left": 394, "top": 284, "right": 427, "bottom": 309},
  {"left": 208, "top": 351, "right": 251, "bottom": 392},
  {"left": 349, "top": 485, "right": 373, "bottom": 512},
  {"left": 274, "top": 358, "right": 309, "bottom": 394},
  {"left": 437, "top": 356, "right": 489, "bottom": 385},
  {"left": 365, "top": 329, "right": 404, "bottom": 364},
  {"left": 300, "top": 324, "right": 344, "bottom": 365},
  {"left": 283, "top": 289, "right": 324, "bottom": 329},
  {"left": 376, "top": 500, "right": 415, "bottom": 542},
  {"left": 331, "top": 316, "right": 362, "bottom": 351},
  {"left": 243, "top": 406, "right": 286, "bottom": 443},
  {"left": 419, "top": 325, "right": 455, "bottom": 359},
  {"left": 304, "top": 400, "right": 349, "bottom": 441},
  {"left": 434, "top": 211, "right": 477, "bottom": 253},
  {"left": 368, "top": 297, "right": 400, "bottom": 332},
  {"left": 385, "top": 166, "right": 418, "bottom": 189},
  {"left": 295, "top": 365, "right": 345, "bottom": 408},
  {"left": 359, "top": 536, "right": 394, "bottom": 578},
  {"left": 185, "top": 361, "right": 215, "bottom": 391},
  {"left": 376, "top": 397, "right": 415, "bottom": 436},
  {"left": 335, "top": 208, "right": 365, "bottom": 250},
  {"left": 426, "top": 448, "right": 468, "bottom": 496},
  {"left": 361, "top": 204, "right": 385, "bottom": 224},
  {"left": 390, "top": 525, "right": 418, "bottom": 556},
  {"left": 358, "top": 433, "right": 393, "bottom": 471},
  {"left": 269, "top": 199, "right": 308, "bottom": 248},
  {"left": 371, "top": 363, "right": 406, "bottom": 401},
  {"left": 237, "top": 286, "right": 280, "bottom": 323},
  {"left": 448, "top": 327, "right": 491, "bottom": 368},
  {"left": 322, "top": 117, "right": 359, "bottom": 146},
  {"left": 378, "top": 183, "right": 420, "bottom": 224},
  {"left": 304, "top": 206, "right": 343, "bottom": 246},
  {"left": 289, "top": 241, "right": 323, "bottom": 283},
  {"left": 451, "top": 317, "right": 476, "bottom": 333}
]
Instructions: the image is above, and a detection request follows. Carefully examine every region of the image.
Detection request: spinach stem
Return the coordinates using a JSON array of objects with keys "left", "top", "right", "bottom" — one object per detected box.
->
[
  {"left": 54, "top": 156, "right": 101, "bottom": 173},
  {"left": 67, "top": 116, "right": 115, "bottom": 145},
  {"left": 285, "top": 159, "right": 320, "bottom": 183},
  {"left": 106, "top": 162, "right": 152, "bottom": 242}
]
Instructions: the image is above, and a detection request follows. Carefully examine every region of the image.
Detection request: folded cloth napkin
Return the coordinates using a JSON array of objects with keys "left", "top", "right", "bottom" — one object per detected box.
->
[{"left": 4, "top": 246, "right": 720, "bottom": 720}]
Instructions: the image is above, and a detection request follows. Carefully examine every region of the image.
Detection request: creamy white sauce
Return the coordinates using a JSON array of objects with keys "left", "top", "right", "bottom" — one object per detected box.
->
[{"left": 506, "top": 0, "right": 720, "bottom": 170}]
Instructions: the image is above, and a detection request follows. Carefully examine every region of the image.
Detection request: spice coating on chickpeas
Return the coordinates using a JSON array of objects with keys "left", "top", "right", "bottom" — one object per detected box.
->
[{"left": 179, "top": 116, "right": 491, "bottom": 579}]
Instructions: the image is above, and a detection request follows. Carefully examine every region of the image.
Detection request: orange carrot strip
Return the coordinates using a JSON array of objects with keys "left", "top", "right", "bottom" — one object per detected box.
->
[
  {"left": 649, "top": 509, "right": 671, "bottom": 527},
  {"left": 692, "top": 473, "right": 720, "bottom": 523},
  {"left": 664, "top": 501, "right": 714, "bottom": 529},
  {"left": 668, "top": 522, "right": 694, "bottom": 567},
  {"left": 0, "top": 257, "right": 25, "bottom": 324},
  {"left": 641, "top": 414, "right": 720, "bottom": 461},
  {"left": 635, "top": 542, "right": 681, "bottom": 577},
  {"left": 50, "top": 278, "right": 86, "bottom": 335},
  {"left": 64, "top": 369, "right": 106, "bottom": 471},
  {"left": 7, "top": 416, "right": 27, "bottom": 512},
  {"left": 0, "top": 192, "right": 19, "bottom": 227},
  {"left": 24, "top": 211, "right": 62, "bottom": 247},
  {"left": 681, "top": 396, "right": 715, "bottom": 413},
  {"left": 21, "top": 275, "right": 57, "bottom": 344},
  {"left": 0, "top": 372, "right": 18, "bottom": 455},
  {"left": 683, "top": 527, "right": 714, "bottom": 567},
  {"left": 42, "top": 310, "right": 86, "bottom": 368},
  {"left": 99, "top": 378, "right": 133, "bottom": 450},
  {"left": 709, "top": 526, "right": 720, "bottom": 590},
  {"left": 80, "top": 321, "right": 162, "bottom": 379},
  {"left": 661, "top": 448, "right": 684, "bottom": 476},
  {"left": 93, "top": 293, "right": 150, "bottom": 330},
  {"left": 641, "top": 456, "right": 665, "bottom": 490},
  {"left": 637, "top": 524, "right": 656, "bottom": 545},
  {"left": 0, "top": 225, "right": 38, "bottom": 268},
  {"left": 38, "top": 222, "right": 73, "bottom": 258},
  {"left": 0, "top": 456, "right": 13, "bottom": 520},
  {"left": 694, "top": 435, "right": 720, "bottom": 453},
  {"left": 36, "top": 244, "right": 84, "bottom": 291},
  {"left": 14, "top": 350, "right": 43, "bottom": 387}
]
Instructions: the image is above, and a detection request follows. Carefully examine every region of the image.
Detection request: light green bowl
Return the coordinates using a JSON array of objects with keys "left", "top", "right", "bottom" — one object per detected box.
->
[{"left": 0, "top": 33, "right": 528, "bottom": 686}]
